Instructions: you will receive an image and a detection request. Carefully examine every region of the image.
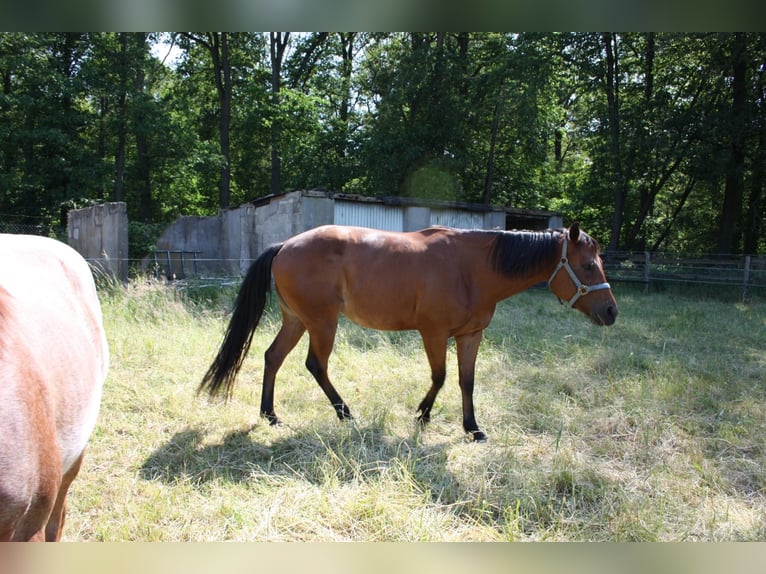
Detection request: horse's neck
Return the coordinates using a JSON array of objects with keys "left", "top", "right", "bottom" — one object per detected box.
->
[
  {"left": 492, "top": 265, "right": 552, "bottom": 301},
  {"left": 482, "top": 230, "right": 560, "bottom": 302}
]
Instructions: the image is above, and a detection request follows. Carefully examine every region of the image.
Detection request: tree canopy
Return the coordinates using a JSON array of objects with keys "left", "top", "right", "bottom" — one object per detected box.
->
[{"left": 1, "top": 32, "right": 764, "bottom": 254}]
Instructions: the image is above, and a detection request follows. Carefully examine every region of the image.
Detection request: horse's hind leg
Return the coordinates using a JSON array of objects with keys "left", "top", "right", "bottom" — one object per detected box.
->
[
  {"left": 261, "top": 314, "right": 306, "bottom": 425},
  {"left": 44, "top": 452, "right": 84, "bottom": 541},
  {"left": 305, "top": 322, "right": 351, "bottom": 421}
]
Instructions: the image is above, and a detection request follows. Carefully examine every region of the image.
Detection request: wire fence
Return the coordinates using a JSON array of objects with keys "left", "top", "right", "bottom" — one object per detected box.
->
[
  {"left": 0, "top": 221, "right": 66, "bottom": 239},
  {"left": 3, "top": 218, "right": 764, "bottom": 302},
  {"left": 603, "top": 251, "right": 766, "bottom": 301}
]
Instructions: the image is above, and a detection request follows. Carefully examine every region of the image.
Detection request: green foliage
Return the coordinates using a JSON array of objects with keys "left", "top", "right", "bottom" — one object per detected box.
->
[
  {"left": 1, "top": 33, "right": 765, "bottom": 254},
  {"left": 128, "top": 220, "right": 167, "bottom": 260}
]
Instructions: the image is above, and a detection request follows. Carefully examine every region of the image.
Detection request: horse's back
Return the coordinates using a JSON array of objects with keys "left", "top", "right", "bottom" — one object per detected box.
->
[
  {"left": 273, "top": 225, "right": 487, "bottom": 331},
  {"left": 0, "top": 234, "right": 108, "bottom": 541}
]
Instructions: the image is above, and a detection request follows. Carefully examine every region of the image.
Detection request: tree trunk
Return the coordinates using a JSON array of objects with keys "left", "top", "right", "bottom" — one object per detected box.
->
[
  {"left": 270, "top": 32, "right": 290, "bottom": 196},
  {"left": 622, "top": 32, "right": 654, "bottom": 250},
  {"left": 603, "top": 33, "right": 625, "bottom": 252},
  {"left": 181, "top": 32, "right": 232, "bottom": 209},
  {"left": 650, "top": 176, "right": 697, "bottom": 252},
  {"left": 209, "top": 32, "right": 231, "bottom": 209},
  {"left": 743, "top": 43, "right": 764, "bottom": 254},
  {"left": 717, "top": 33, "right": 747, "bottom": 254},
  {"left": 115, "top": 33, "right": 127, "bottom": 202},
  {"left": 743, "top": 129, "right": 764, "bottom": 254},
  {"left": 482, "top": 97, "right": 501, "bottom": 205},
  {"left": 133, "top": 33, "right": 152, "bottom": 222},
  {"left": 334, "top": 32, "right": 354, "bottom": 190}
]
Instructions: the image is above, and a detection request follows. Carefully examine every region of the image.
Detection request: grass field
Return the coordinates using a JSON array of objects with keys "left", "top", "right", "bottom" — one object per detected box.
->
[{"left": 63, "top": 280, "right": 766, "bottom": 541}]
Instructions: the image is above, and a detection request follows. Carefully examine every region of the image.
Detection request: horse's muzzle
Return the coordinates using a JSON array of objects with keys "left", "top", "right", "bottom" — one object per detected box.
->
[{"left": 591, "top": 303, "right": 618, "bottom": 326}]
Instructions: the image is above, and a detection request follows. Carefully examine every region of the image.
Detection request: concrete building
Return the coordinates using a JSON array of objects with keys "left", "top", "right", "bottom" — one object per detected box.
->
[
  {"left": 68, "top": 202, "right": 129, "bottom": 282},
  {"left": 153, "top": 190, "right": 562, "bottom": 277}
]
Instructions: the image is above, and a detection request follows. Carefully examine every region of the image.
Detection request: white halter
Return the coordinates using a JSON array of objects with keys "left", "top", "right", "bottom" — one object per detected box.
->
[{"left": 547, "top": 232, "right": 611, "bottom": 308}]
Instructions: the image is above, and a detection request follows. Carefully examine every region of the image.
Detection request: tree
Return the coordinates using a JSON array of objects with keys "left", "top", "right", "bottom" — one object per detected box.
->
[
  {"left": 717, "top": 33, "right": 748, "bottom": 253},
  {"left": 743, "top": 50, "right": 765, "bottom": 254},
  {"left": 359, "top": 33, "right": 473, "bottom": 199},
  {"left": 0, "top": 32, "right": 764, "bottom": 256},
  {"left": 0, "top": 33, "right": 96, "bottom": 226},
  {"left": 180, "top": 33, "right": 233, "bottom": 208},
  {"left": 269, "top": 32, "right": 290, "bottom": 196}
]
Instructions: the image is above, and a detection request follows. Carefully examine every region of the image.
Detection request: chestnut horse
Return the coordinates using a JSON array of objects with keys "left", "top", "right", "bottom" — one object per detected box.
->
[
  {"left": 0, "top": 235, "right": 109, "bottom": 541},
  {"left": 201, "top": 223, "right": 617, "bottom": 441}
]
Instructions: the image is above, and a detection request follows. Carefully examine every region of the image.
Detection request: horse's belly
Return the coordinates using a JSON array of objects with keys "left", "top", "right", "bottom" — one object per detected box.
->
[
  {"left": 340, "top": 294, "right": 420, "bottom": 331},
  {"left": 342, "top": 309, "right": 415, "bottom": 331},
  {"left": 57, "top": 381, "right": 103, "bottom": 473}
]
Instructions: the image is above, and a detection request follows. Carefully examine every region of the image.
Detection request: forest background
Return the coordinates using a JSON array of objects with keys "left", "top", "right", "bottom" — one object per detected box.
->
[{"left": 0, "top": 32, "right": 764, "bottom": 258}]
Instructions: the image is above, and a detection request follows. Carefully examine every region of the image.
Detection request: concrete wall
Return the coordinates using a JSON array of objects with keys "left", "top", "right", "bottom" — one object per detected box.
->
[
  {"left": 64, "top": 193, "right": 551, "bottom": 281},
  {"left": 254, "top": 190, "right": 321, "bottom": 257},
  {"left": 154, "top": 215, "right": 223, "bottom": 276},
  {"left": 152, "top": 190, "right": 560, "bottom": 277},
  {"left": 220, "top": 204, "right": 256, "bottom": 275},
  {"left": 68, "top": 202, "right": 128, "bottom": 281}
]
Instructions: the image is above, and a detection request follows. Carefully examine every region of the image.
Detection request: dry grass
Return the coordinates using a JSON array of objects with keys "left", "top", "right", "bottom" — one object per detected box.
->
[{"left": 63, "top": 280, "right": 766, "bottom": 541}]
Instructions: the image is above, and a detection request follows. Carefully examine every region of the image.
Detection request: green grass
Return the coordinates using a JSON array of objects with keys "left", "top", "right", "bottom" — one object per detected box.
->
[{"left": 64, "top": 280, "right": 766, "bottom": 541}]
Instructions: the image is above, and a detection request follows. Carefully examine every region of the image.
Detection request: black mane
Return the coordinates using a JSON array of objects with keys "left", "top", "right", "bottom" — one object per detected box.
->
[{"left": 488, "top": 229, "right": 562, "bottom": 277}]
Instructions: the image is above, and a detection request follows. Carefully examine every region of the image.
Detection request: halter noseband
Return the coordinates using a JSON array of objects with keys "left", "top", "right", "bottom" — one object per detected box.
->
[{"left": 547, "top": 232, "right": 611, "bottom": 308}]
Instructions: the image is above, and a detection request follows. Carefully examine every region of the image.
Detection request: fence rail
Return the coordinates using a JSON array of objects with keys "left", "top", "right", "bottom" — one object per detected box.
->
[{"left": 603, "top": 251, "right": 766, "bottom": 301}]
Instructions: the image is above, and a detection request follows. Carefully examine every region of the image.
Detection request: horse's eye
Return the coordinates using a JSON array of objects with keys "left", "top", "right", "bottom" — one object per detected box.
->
[{"left": 583, "top": 262, "right": 595, "bottom": 271}]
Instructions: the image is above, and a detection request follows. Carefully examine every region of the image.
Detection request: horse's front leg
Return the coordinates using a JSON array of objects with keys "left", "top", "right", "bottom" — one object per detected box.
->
[
  {"left": 456, "top": 331, "right": 486, "bottom": 442},
  {"left": 416, "top": 332, "right": 448, "bottom": 426}
]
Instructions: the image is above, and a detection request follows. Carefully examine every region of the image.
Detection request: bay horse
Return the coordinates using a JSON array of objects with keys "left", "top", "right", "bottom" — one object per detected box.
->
[
  {"left": 200, "top": 223, "right": 616, "bottom": 441},
  {"left": 0, "top": 235, "right": 109, "bottom": 541}
]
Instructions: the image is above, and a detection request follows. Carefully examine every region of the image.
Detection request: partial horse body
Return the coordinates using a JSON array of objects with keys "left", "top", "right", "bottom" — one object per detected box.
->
[
  {"left": 0, "top": 235, "right": 108, "bottom": 541},
  {"left": 201, "top": 223, "right": 616, "bottom": 441}
]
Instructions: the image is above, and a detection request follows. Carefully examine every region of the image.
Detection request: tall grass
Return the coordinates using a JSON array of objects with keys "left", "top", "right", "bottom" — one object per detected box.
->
[{"left": 65, "top": 280, "right": 765, "bottom": 541}]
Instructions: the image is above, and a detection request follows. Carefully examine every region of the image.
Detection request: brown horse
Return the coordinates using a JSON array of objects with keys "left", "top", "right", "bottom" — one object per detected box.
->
[
  {"left": 0, "top": 235, "right": 109, "bottom": 541},
  {"left": 200, "top": 223, "right": 616, "bottom": 441}
]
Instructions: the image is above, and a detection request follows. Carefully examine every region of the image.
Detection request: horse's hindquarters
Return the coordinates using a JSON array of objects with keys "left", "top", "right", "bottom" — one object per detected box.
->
[{"left": 0, "top": 235, "right": 108, "bottom": 541}]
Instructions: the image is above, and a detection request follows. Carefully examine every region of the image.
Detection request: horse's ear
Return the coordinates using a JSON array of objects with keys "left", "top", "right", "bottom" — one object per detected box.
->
[{"left": 569, "top": 222, "right": 581, "bottom": 242}]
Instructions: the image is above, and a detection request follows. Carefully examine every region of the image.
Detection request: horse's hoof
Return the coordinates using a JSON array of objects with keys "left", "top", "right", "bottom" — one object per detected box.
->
[
  {"left": 262, "top": 412, "right": 282, "bottom": 426},
  {"left": 416, "top": 406, "right": 432, "bottom": 426},
  {"left": 337, "top": 410, "right": 353, "bottom": 421},
  {"left": 468, "top": 430, "right": 488, "bottom": 443}
]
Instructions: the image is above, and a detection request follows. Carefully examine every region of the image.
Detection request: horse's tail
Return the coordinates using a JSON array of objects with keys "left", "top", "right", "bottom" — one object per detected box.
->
[{"left": 199, "top": 243, "right": 283, "bottom": 399}]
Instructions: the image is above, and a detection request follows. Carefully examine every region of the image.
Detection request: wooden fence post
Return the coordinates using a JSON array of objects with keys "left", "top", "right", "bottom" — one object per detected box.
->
[
  {"left": 643, "top": 251, "right": 651, "bottom": 294},
  {"left": 743, "top": 255, "right": 751, "bottom": 303}
]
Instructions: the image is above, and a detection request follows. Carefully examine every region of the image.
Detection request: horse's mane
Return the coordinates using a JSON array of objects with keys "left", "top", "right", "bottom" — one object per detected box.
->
[{"left": 488, "top": 229, "right": 563, "bottom": 277}]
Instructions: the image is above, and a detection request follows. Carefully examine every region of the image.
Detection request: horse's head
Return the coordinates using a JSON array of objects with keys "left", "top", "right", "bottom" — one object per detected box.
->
[{"left": 547, "top": 223, "right": 618, "bottom": 326}]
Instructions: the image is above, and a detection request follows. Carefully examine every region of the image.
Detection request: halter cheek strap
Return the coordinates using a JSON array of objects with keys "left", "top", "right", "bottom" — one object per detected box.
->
[{"left": 547, "top": 233, "right": 611, "bottom": 308}]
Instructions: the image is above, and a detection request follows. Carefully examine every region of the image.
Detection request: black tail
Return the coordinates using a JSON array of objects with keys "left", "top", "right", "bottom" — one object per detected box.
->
[{"left": 199, "top": 244, "right": 283, "bottom": 399}]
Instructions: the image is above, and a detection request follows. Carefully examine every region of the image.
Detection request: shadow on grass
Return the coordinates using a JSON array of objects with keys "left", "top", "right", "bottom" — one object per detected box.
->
[
  {"left": 137, "top": 419, "right": 637, "bottom": 540},
  {"left": 139, "top": 425, "right": 266, "bottom": 484},
  {"left": 138, "top": 420, "right": 452, "bottom": 488}
]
